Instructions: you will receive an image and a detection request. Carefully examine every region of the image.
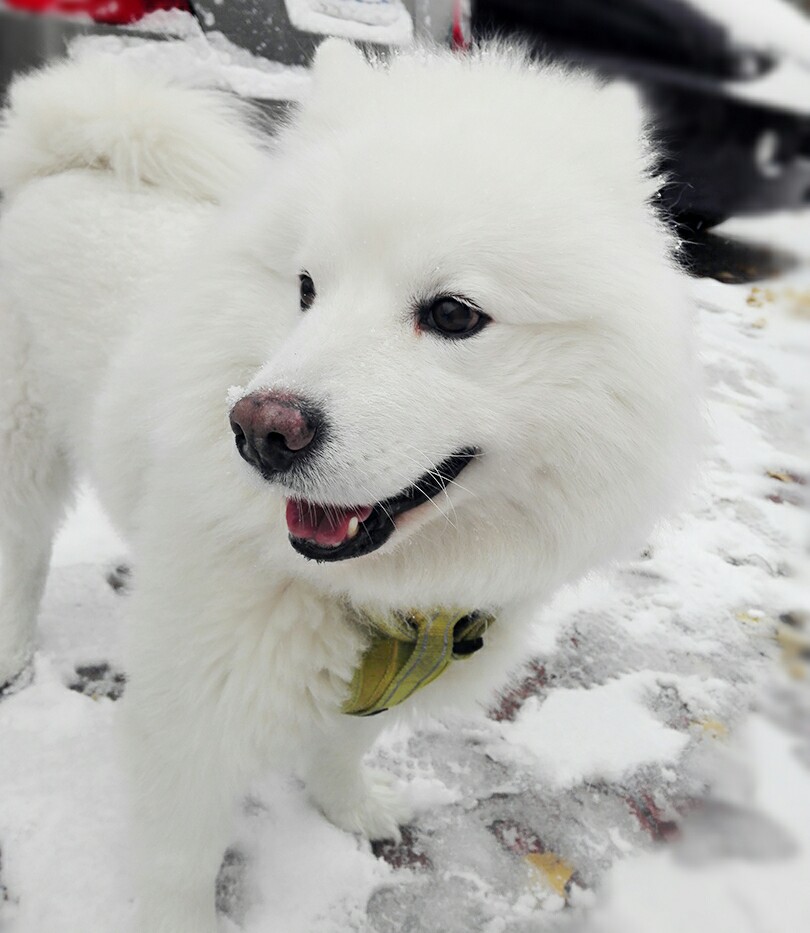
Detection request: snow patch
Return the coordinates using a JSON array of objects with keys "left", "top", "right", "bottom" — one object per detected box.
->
[{"left": 497, "top": 672, "right": 690, "bottom": 788}]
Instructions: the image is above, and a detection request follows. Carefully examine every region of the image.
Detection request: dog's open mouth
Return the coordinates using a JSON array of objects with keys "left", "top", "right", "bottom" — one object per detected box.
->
[{"left": 286, "top": 447, "right": 477, "bottom": 562}]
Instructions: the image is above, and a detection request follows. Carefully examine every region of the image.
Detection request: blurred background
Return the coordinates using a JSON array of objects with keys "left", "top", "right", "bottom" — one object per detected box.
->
[{"left": 2, "top": 0, "right": 810, "bottom": 237}]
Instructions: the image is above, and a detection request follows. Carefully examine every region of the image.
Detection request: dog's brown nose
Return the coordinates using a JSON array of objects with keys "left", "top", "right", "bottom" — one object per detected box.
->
[{"left": 230, "top": 391, "right": 322, "bottom": 476}]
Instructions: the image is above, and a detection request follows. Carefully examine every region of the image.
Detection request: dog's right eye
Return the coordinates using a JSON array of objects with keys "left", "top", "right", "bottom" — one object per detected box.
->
[
  {"left": 299, "top": 273, "right": 316, "bottom": 312},
  {"left": 420, "top": 296, "right": 489, "bottom": 339}
]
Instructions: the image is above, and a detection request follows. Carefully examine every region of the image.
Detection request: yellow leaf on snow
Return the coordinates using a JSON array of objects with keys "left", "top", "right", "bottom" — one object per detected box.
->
[
  {"left": 526, "top": 852, "right": 575, "bottom": 898},
  {"left": 695, "top": 719, "right": 728, "bottom": 739}
]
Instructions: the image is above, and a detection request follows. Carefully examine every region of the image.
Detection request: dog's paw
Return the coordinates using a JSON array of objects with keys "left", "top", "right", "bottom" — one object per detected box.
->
[{"left": 318, "top": 768, "right": 413, "bottom": 842}]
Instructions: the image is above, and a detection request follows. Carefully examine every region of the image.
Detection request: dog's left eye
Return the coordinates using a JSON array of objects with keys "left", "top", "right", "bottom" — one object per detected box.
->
[
  {"left": 421, "top": 297, "right": 489, "bottom": 339},
  {"left": 299, "top": 273, "right": 316, "bottom": 312}
]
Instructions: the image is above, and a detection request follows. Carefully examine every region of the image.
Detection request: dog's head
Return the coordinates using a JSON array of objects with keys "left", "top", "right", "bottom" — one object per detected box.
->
[{"left": 224, "top": 40, "right": 698, "bottom": 609}]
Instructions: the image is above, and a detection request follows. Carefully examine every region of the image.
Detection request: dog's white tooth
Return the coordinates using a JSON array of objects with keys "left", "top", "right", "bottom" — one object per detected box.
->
[{"left": 347, "top": 516, "right": 359, "bottom": 539}]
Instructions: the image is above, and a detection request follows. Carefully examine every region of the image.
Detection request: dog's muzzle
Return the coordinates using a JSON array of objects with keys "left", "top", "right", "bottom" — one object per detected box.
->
[{"left": 230, "top": 390, "right": 479, "bottom": 563}]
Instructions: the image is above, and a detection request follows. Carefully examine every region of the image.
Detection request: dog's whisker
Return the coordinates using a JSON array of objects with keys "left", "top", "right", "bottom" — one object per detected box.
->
[
  {"left": 394, "top": 447, "right": 468, "bottom": 530},
  {"left": 399, "top": 446, "right": 479, "bottom": 504},
  {"left": 347, "top": 471, "right": 399, "bottom": 530},
  {"left": 411, "top": 479, "right": 459, "bottom": 530}
]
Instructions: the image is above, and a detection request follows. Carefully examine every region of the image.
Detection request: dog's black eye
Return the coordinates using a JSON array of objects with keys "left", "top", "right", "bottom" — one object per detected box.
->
[
  {"left": 421, "top": 297, "right": 489, "bottom": 339},
  {"left": 299, "top": 273, "right": 316, "bottom": 312}
]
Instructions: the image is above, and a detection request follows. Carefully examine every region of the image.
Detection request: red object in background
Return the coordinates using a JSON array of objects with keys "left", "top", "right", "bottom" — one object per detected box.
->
[
  {"left": 451, "top": 0, "right": 470, "bottom": 50},
  {"left": 5, "top": 0, "right": 191, "bottom": 26}
]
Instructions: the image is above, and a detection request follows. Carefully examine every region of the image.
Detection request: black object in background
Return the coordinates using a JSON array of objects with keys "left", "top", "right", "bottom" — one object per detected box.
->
[{"left": 472, "top": 0, "right": 810, "bottom": 232}]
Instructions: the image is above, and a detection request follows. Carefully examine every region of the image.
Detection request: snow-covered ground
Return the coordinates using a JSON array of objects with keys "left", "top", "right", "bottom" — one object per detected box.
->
[{"left": 0, "top": 211, "right": 808, "bottom": 932}]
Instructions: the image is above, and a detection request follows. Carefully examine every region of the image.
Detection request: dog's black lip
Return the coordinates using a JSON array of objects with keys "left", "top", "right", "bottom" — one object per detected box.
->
[{"left": 289, "top": 447, "right": 478, "bottom": 562}]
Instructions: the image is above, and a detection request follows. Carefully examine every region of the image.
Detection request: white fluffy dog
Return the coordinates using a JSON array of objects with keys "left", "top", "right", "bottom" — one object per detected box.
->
[{"left": 0, "top": 40, "right": 696, "bottom": 932}]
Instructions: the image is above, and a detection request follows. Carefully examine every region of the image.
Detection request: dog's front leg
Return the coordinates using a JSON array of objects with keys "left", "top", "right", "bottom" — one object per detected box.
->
[
  {"left": 123, "top": 688, "right": 242, "bottom": 933},
  {"left": 300, "top": 715, "right": 413, "bottom": 842},
  {"left": 121, "top": 607, "right": 258, "bottom": 933}
]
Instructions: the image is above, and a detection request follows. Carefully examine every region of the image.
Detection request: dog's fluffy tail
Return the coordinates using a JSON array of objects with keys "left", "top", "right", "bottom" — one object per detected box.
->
[{"left": 0, "top": 54, "right": 266, "bottom": 202}]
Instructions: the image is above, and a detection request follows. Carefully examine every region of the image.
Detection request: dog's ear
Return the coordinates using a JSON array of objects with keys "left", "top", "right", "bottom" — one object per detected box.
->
[
  {"left": 290, "top": 39, "right": 374, "bottom": 140},
  {"left": 598, "top": 81, "right": 649, "bottom": 150},
  {"left": 309, "top": 39, "right": 373, "bottom": 119},
  {"left": 597, "top": 79, "right": 660, "bottom": 198},
  {"left": 297, "top": 39, "right": 374, "bottom": 131},
  {"left": 312, "top": 38, "right": 370, "bottom": 82}
]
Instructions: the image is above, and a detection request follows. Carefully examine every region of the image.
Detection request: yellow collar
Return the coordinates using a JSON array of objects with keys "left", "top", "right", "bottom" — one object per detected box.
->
[{"left": 341, "top": 607, "right": 496, "bottom": 716}]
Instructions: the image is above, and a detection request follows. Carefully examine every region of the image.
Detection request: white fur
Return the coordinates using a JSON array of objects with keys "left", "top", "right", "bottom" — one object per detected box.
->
[
  {"left": 0, "top": 42, "right": 698, "bottom": 932},
  {"left": 0, "top": 53, "right": 267, "bottom": 201}
]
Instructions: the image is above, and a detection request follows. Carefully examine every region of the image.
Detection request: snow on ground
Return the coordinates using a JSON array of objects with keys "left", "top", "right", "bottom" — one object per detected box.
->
[{"left": 0, "top": 210, "right": 808, "bottom": 931}]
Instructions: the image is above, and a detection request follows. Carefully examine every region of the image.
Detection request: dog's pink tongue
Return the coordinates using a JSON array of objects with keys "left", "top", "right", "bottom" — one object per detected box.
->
[{"left": 286, "top": 500, "right": 373, "bottom": 547}]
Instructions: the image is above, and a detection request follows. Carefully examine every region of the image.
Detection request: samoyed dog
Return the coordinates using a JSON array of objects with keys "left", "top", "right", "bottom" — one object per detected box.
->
[{"left": 0, "top": 39, "right": 696, "bottom": 932}]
